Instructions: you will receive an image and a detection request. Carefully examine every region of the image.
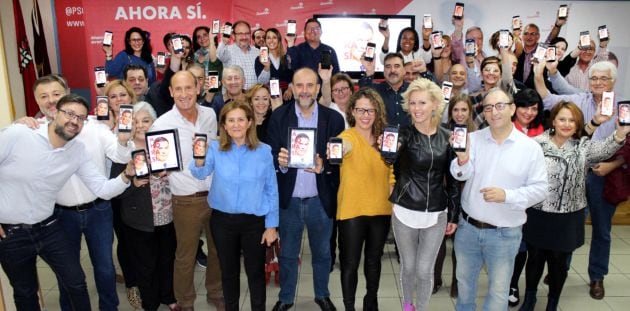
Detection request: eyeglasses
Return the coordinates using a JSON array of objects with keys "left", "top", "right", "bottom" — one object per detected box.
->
[
  {"left": 59, "top": 109, "right": 88, "bottom": 122},
  {"left": 353, "top": 108, "right": 377, "bottom": 116},
  {"left": 129, "top": 38, "right": 144, "bottom": 43},
  {"left": 482, "top": 102, "right": 512, "bottom": 112},
  {"left": 332, "top": 86, "right": 350, "bottom": 94},
  {"left": 306, "top": 27, "right": 321, "bottom": 33},
  {"left": 234, "top": 32, "right": 251, "bottom": 36},
  {"left": 589, "top": 76, "right": 611, "bottom": 83}
]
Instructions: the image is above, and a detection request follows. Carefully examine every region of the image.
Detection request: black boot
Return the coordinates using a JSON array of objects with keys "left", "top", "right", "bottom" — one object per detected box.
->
[
  {"left": 545, "top": 297, "right": 559, "bottom": 311},
  {"left": 518, "top": 290, "right": 537, "bottom": 311},
  {"left": 362, "top": 296, "right": 378, "bottom": 311}
]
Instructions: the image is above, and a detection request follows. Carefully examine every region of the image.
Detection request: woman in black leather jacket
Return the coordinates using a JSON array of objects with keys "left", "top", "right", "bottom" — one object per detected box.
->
[{"left": 388, "top": 78, "right": 460, "bottom": 311}]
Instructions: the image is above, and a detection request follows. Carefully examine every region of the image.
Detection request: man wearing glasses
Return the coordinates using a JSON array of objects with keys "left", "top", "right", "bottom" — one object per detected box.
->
[
  {"left": 12, "top": 75, "right": 133, "bottom": 310},
  {"left": 0, "top": 94, "right": 133, "bottom": 310},
  {"left": 217, "top": 20, "right": 262, "bottom": 89},
  {"left": 535, "top": 60, "right": 619, "bottom": 300},
  {"left": 450, "top": 88, "right": 548, "bottom": 311}
]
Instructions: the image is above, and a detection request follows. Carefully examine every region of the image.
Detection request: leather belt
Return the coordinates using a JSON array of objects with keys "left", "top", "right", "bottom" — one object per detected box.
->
[
  {"left": 56, "top": 198, "right": 105, "bottom": 212},
  {"left": 181, "top": 191, "right": 209, "bottom": 198},
  {"left": 462, "top": 211, "right": 497, "bottom": 229},
  {"left": 1, "top": 214, "right": 58, "bottom": 231}
]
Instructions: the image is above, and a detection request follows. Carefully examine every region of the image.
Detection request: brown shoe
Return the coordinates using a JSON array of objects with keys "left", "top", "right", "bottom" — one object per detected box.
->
[
  {"left": 589, "top": 280, "right": 605, "bottom": 300},
  {"left": 207, "top": 296, "right": 226, "bottom": 311}
]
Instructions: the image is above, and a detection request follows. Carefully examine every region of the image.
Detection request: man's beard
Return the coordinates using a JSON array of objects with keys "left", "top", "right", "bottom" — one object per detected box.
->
[{"left": 54, "top": 122, "right": 79, "bottom": 141}]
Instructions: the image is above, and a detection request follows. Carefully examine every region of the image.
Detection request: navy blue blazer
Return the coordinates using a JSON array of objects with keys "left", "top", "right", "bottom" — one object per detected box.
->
[{"left": 267, "top": 102, "right": 345, "bottom": 218}]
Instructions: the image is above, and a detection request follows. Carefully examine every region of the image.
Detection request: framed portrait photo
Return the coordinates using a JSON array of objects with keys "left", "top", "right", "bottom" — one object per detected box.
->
[
  {"left": 287, "top": 127, "right": 317, "bottom": 169},
  {"left": 145, "top": 129, "right": 183, "bottom": 173}
]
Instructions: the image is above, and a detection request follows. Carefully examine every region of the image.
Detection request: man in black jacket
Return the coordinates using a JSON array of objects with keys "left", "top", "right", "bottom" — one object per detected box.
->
[{"left": 267, "top": 68, "right": 344, "bottom": 311}]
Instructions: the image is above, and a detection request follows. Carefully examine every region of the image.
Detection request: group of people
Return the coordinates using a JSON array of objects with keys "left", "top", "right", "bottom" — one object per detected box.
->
[{"left": 1, "top": 5, "right": 630, "bottom": 311}]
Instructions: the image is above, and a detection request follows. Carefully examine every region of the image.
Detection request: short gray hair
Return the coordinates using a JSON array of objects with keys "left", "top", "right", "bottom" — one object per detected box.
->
[
  {"left": 133, "top": 101, "right": 157, "bottom": 120},
  {"left": 589, "top": 61, "right": 617, "bottom": 82}
]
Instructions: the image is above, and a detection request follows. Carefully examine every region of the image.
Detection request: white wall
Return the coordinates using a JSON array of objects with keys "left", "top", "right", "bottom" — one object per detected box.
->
[{"left": 0, "top": 0, "right": 59, "bottom": 118}]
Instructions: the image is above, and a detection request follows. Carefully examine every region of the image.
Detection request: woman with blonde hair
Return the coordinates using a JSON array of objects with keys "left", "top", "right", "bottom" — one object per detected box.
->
[{"left": 389, "top": 78, "right": 460, "bottom": 311}]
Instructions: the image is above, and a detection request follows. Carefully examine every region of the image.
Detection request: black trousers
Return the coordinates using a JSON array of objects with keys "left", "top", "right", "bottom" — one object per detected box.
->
[
  {"left": 124, "top": 223, "right": 177, "bottom": 311},
  {"left": 338, "top": 215, "right": 391, "bottom": 309},
  {"left": 525, "top": 243, "right": 570, "bottom": 299},
  {"left": 111, "top": 198, "right": 137, "bottom": 287},
  {"left": 211, "top": 210, "right": 266, "bottom": 311}
]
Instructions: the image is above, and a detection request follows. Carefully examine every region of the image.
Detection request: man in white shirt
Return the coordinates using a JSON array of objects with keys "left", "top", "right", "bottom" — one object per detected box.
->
[
  {"left": 17, "top": 74, "right": 133, "bottom": 310},
  {"left": 0, "top": 94, "right": 132, "bottom": 311},
  {"left": 450, "top": 88, "right": 548, "bottom": 311},
  {"left": 151, "top": 71, "right": 223, "bottom": 311}
]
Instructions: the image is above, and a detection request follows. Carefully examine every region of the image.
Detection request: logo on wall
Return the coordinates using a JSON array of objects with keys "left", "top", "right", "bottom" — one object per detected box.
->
[
  {"left": 290, "top": 2, "right": 304, "bottom": 10},
  {"left": 256, "top": 8, "right": 270, "bottom": 16},
  {"left": 320, "top": 0, "right": 333, "bottom": 6}
]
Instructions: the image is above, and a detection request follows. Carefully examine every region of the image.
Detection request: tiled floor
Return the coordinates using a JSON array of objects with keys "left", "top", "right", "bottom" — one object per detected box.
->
[{"left": 2, "top": 225, "right": 630, "bottom": 310}]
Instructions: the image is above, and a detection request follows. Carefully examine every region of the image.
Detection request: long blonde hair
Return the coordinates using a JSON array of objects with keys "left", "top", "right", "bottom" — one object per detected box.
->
[{"left": 401, "top": 78, "right": 445, "bottom": 126}]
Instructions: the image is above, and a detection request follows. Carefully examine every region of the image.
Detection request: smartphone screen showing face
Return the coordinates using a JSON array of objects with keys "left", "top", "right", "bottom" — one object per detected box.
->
[
  {"left": 423, "top": 14, "right": 432, "bottom": 29},
  {"left": 193, "top": 134, "right": 208, "bottom": 159},
  {"left": 270, "top": 79, "right": 281, "bottom": 97},
  {"left": 172, "top": 35, "right": 183, "bottom": 54},
  {"left": 212, "top": 19, "right": 220, "bottom": 34},
  {"left": 328, "top": 137, "right": 343, "bottom": 165},
  {"left": 452, "top": 125, "right": 467, "bottom": 152},
  {"left": 558, "top": 5, "right": 568, "bottom": 19},
  {"left": 118, "top": 105, "right": 133, "bottom": 133},
  {"left": 95, "top": 96, "right": 109, "bottom": 121},
  {"left": 157, "top": 52, "right": 166, "bottom": 68},
  {"left": 465, "top": 39, "right": 476, "bottom": 56},
  {"left": 546, "top": 46, "right": 557, "bottom": 62},
  {"left": 132, "top": 150, "right": 150, "bottom": 178},
  {"left": 602, "top": 91, "right": 614, "bottom": 116},
  {"left": 534, "top": 44, "right": 547, "bottom": 62},
  {"left": 580, "top": 31, "right": 591, "bottom": 49},
  {"left": 379, "top": 19, "right": 388, "bottom": 31},
  {"left": 287, "top": 20, "right": 297, "bottom": 36},
  {"left": 223, "top": 22, "right": 233, "bottom": 38},
  {"left": 499, "top": 30, "right": 510, "bottom": 49},
  {"left": 321, "top": 50, "right": 332, "bottom": 69},
  {"left": 381, "top": 126, "right": 399, "bottom": 158},
  {"left": 208, "top": 71, "right": 219, "bottom": 93},
  {"left": 512, "top": 16, "right": 521, "bottom": 31},
  {"left": 442, "top": 81, "right": 453, "bottom": 102},
  {"left": 365, "top": 42, "right": 376, "bottom": 61},
  {"left": 453, "top": 3, "right": 465, "bottom": 19},
  {"left": 95, "top": 66, "right": 107, "bottom": 87},
  {"left": 103, "top": 31, "right": 113, "bottom": 46},
  {"left": 260, "top": 47, "right": 269, "bottom": 63},
  {"left": 618, "top": 102, "right": 630, "bottom": 126},
  {"left": 598, "top": 25, "right": 609, "bottom": 41},
  {"left": 431, "top": 31, "right": 443, "bottom": 49}
]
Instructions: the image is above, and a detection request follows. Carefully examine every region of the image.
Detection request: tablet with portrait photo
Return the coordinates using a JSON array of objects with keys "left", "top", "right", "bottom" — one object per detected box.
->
[
  {"left": 287, "top": 127, "right": 317, "bottom": 169},
  {"left": 145, "top": 129, "right": 183, "bottom": 173}
]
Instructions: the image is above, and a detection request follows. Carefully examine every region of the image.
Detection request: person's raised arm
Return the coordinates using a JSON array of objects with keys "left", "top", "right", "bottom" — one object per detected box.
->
[{"left": 318, "top": 64, "right": 333, "bottom": 107}]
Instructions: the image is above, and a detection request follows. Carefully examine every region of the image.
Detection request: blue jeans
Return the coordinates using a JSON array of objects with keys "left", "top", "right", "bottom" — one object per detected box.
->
[
  {"left": 56, "top": 200, "right": 118, "bottom": 311},
  {"left": 0, "top": 216, "right": 91, "bottom": 310},
  {"left": 278, "top": 197, "right": 333, "bottom": 304},
  {"left": 586, "top": 172, "right": 616, "bottom": 281},
  {"left": 454, "top": 219, "right": 521, "bottom": 311}
]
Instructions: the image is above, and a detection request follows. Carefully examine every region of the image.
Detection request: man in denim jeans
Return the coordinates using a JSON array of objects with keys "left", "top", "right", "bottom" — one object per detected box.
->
[
  {"left": 0, "top": 93, "right": 132, "bottom": 310},
  {"left": 449, "top": 88, "right": 548, "bottom": 311},
  {"left": 267, "top": 68, "right": 344, "bottom": 311}
]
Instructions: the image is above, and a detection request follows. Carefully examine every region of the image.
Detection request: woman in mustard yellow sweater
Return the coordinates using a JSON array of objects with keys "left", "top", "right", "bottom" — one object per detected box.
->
[{"left": 336, "top": 87, "right": 395, "bottom": 311}]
